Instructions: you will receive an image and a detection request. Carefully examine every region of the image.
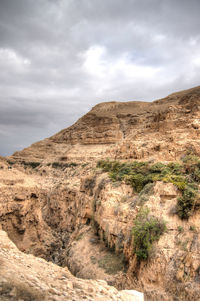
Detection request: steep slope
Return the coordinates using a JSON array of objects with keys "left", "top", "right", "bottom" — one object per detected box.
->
[
  {"left": 10, "top": 86, "right": 200, "bottom": 163},
  {"left": 0, "top": 230, "right": 143, "bottom": 301},
  {"left": 2, "top": 86, "right": 200, "bottom": 300},
  {"left": 2, "top": 152, "right": 200, "bottom": 300},
  {"left": 0, "top": 158, "right": 145, "bottom": 301}
]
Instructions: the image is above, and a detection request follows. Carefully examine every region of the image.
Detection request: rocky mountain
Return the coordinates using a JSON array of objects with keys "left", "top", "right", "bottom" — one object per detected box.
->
[
  {"left": 11, "top": 86, "right": 200, "bottom": 162},
  {"left": 1, "top": 86, "right": 200, "bottom": 300}
]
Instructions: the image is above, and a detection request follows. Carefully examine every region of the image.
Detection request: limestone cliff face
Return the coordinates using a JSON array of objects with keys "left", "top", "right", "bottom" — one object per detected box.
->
[
  {"left": 0, "top": 158, "right": 200, "bottom": 300},
  {"left": 76, "top": 174, "right": 200, "bottom": 300},
  {"left": 11, "top": 86, "right": 200, "bottom": 162},
  {"left": 1, "top": 86, "right": 200, "bottom": 300},
  {"left": 0, "top": 230, "right": 144, "bottom": 301}
]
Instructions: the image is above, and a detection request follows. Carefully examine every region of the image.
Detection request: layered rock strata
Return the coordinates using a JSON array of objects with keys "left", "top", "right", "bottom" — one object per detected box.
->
[
  {"left": 10, "top": 86, "right": 200, "bottom": 163},
  {"left": 1, "top": 86, "right": 200, "bottom": 300},
  {"left": 0, "top": 230, "right": 143, "bottom": 301}
]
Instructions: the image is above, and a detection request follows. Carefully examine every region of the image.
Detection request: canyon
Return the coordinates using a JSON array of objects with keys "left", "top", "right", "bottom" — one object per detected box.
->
[{"left": 1, "top": 86, "right": 200, "bottom": 300}]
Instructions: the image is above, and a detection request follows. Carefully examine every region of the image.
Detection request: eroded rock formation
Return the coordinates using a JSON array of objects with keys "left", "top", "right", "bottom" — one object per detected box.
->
[
  {"left": 1, "top": 86, "right": 200, "bottom": 300},
  {"left": 11, "top": 86, "right": 200, "bottom": 162},
  {"left": 0, "top": 230, "right": 143, "bottom": 301}
]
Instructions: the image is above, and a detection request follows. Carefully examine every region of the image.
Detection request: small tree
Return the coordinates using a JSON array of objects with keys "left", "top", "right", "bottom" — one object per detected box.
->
[{"left": 132, "top": 209, "right": 166, "bottom": 260}]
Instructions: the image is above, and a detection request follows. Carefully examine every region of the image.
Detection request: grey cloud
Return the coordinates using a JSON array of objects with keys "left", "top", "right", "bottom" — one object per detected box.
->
[
  {"left": 0, "top": 98, "right": 51, "bottom": 126},
  {"left": 0, "top": 0, "right": 200, "bottom": 155}
]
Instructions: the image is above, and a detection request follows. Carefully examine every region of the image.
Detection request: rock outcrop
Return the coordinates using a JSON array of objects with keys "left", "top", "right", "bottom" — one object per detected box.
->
[
  {"left": 0, "top": 230, "right": 143, "bottom": 301},
  {"left": 10, "top": 86, "right": 200, "bottom": 162},
  {"left": 1, "top": 86, "right": 200, "bottom": 300},
  {"left": 1, "top": 156, "right": 199, "bottom": 300}
]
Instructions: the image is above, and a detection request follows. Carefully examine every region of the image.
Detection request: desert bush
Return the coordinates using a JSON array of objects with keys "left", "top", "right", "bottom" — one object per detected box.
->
[
  {"left": 162, "top": 174, "right": 187, "bottom": 190},
  {"left": 97, "top": 160, "right": 184, "bottom": 193},
  {"left": 181, "top": 151, "right": 200, "bottom": 181},
  {"left": 51, "top": 162, "right": 77, "bottom": 169},
  {"left": 21, "top": 161, "right": 40, "bottom": 169},
  {"left": 176, "top": 183, "right": 198, "bottom": 219},
  {"left": 182, "top": 152, "right": 200, "bottom": 164},
  {"left": 97, "top": 153, "right": 200, "bottom": 219},
  {"left": 189, "top": 225, "right": 196, "bottom": 231},
  {"left": 7, "top": 160, "right": 15, "bottom": 166},
  {"left": 84, "top": 176, "right": 96, "bottom": 196},
  {"left": 97, "top": 157, "right": 200, "bottom": 219},
  {"left": 177, "top": 226, "right": 184, "bottom": 233},
  {"left": 136, "top": 183, "right": 154, "bottom": 206},
  {"left": 149, "top": 162, "right": 166, "bottom": 173},
  {"left": 132, "top": 209, "right": 166, "bottom": 260}
]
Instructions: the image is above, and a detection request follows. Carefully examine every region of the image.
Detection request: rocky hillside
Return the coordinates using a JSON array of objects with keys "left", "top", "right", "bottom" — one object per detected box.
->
[
  {"left": 11, "top": 86, "right": 200, "bottom": 162},
  {"left": 0, "top": 230, "right": 143, "bottom": 301},
  {"left": 1, "top": 86, "right": 200, "bottom": 300}
]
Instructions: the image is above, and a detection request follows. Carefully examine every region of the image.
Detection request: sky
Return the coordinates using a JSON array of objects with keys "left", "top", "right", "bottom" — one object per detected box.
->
[{"left": 0, "top": 0, "right": 200, "bottom": 156}]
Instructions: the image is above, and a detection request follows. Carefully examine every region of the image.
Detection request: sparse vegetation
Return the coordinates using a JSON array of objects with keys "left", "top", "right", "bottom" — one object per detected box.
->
[
  {"left": 7, "top": 160, "right": 15, "bottom": 166},
  {"left": 92, "top": 198, "right": 97, "bottom": 213},
  {"left": 136, "top": 183, "right": 154, "bottom": 206},
  {"left": 177, "top": 226, "right": 184, "bottom": 233},
  {"left": 84, "top": 176, "right": 96, "bottom": 196},
  {"left": 97, "top": 154, "right": 200, "bottom": 219},
  {"left": 97, "top": 159, "right": 184, "bottom": 193},
  {"left": 82, "top": 163, "right": 89, "bottom": 167},
  {"left": 51, "top": 162, "right": 78, "bottom": 169},
  {"left": 132, "top": 208, "right": 166, "bottom": 260},
  {"left": 97, "top": 253, "right": 126, "bottom": 274},
  {"left": 21, "top": 161, "right": 41, "bottom": 169},
  {"left": 189, "top": 225, "right": 196, "bottom": 232},
  {"left": 176, "top": 183, "right": 198, "bottom": 219}
]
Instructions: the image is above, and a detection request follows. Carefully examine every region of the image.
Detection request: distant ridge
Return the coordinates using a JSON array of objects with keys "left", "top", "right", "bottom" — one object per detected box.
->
[{"left": 10, "top": 85, "right": 200, "bottom": 163}]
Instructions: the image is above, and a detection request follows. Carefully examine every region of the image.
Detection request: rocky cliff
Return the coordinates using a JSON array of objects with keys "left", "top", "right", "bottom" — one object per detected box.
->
[
  {"left": 1, "top": 86, "right": 200, "bottom": 300},
  {"left": 0, "top": 230, "right": 143, "bottom": 301},
  {"left": 11, "top": 86, "right": 200, "bottom": 162}
]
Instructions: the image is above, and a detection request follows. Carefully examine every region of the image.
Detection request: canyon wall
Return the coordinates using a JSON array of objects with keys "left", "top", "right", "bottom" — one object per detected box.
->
[{"left": 1, "top": 86, "right": 200, "bottom": 300}]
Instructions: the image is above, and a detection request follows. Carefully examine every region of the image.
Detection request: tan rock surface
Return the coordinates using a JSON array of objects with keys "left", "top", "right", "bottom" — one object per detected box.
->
[
  {"left": 0, "top": 230, "right": 143, "bottom": 301},
  {"left": 1, "top": 86, "right": 200, "bottom": 300},
  {"left": 1, "top": 155, "right": 199, "bottom": 300},
  {"left": 10, "top": 86, "right": 200, "bottom": 163}
]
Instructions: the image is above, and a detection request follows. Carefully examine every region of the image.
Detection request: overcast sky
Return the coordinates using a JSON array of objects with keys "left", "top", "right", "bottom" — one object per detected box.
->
[{"left": 0, "top": 0, "right": 200, "bottom": 155}]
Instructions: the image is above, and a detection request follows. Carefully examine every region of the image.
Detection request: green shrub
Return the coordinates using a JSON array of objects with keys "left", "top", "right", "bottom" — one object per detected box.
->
[
  {"left": 177, "top": 226, "right": 184, "bottom": 233},
  {"left": 132, "top": 209, "right": 166, "bottom": 260},
  {"left": 51, "top": 162, "right": 78, "bottom": 169},
  {"left": 124, "top": 173, "right": 152, "bottom": 193},
  {"left": 162, "top": 174, "right": 187, "bottom": 190},
  {"left": 7, "top": 160, "right": 15, "bottom": 166},
  {"left": 182, "top": 153, "right": 200, "bottom": 182},
  {"left": 136, "top": 183, "right": 154, "bottom": 206},
  {"left": 182, "top": 153, "right": 200, "bottom": 164},
  {"left": 84, "top": 176, "right": 96, "bottom": 196},
  {"left": 97, "top": 156, "right": 200, "bottom": 219},
  {"left": 176, "top": 183, "right": 198, "bottom": 219},
  {"left": 21, "top": 161, "right": 40, "bottom": 169},
  {"left": 189, "top": 225, "right": 196, "bottom": 231},
  {"left": 166, "top": 162, "right": 183, "bottom": 175},
  {"left": 52, "top": 162, "right": 60, "bottom": 168},
  {"left": 149, "top": 162, "right": 166, "bottom": 173}
]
